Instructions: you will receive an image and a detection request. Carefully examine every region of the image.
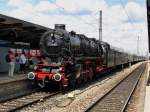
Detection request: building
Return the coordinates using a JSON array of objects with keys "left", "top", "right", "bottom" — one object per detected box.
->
[{"left": 0, "top": 13, "right": 50, "bottom": 74}]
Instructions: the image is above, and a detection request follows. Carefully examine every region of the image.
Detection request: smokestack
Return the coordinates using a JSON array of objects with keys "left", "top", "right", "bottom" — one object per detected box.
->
[
  {"left": 99, "top": 10, "right": 102, "bottom": 41},
  {"left": 54, "top": 24, "right": 66, "bottom": 30}
]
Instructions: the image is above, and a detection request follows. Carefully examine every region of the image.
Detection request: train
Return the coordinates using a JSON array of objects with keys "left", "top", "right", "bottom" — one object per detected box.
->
[{"left": 27, "top": 24, "right": 145, "bottom": 89}]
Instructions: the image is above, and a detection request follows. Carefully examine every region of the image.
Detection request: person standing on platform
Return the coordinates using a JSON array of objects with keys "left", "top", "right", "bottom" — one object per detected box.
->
[
  {"left": 19, "top": 51, "right": 27, "bottom": 74},
  {"left": 38, "top": 56, "right": 47, "bottom": 65},
  {"left": 6, "top": 50, "right": 15, "bottom": 77}
]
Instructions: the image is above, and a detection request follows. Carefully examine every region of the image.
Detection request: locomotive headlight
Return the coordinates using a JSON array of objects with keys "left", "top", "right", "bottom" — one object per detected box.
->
[
  {"left": 53, "top": 73, "right": 62, "bottom": 82},
  {"left": 59, "top": 67, "right": 63, "bottom": 71},
  {"left": 27, "top": 72, "right": 35, "bottom": 80}
]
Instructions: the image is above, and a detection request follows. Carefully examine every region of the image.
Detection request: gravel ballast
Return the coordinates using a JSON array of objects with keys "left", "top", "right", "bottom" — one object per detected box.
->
[{"left": 21, "top": 62, "right": 143, "bottom": 112}]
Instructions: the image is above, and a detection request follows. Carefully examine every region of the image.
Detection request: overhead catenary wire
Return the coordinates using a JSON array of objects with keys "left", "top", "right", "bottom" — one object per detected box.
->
[
  {"left": 120, "top": 0, "right": 144, "bottom": 31},
  {"left": 119, "top": 0, "right": 145, "bottom": 55},
  {"left": 119, "top": 0, "right": 144, "bottom": 35},
  {"left": 5, "top": 5, "right": 98, "bottom": 32},
  {"left": 15, "top": 1, "right": 99, "bottom": 35},
  {"left": 119, "top": 0, "right": 135, "bottom": 25},
  {"left": 52, "top": 2, "right": 99, "bottom": 31}
]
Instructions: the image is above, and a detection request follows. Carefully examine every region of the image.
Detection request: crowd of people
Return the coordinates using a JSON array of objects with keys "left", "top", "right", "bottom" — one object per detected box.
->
[{"left": 5, "top": 50, "right": 46, "bottom": 77}]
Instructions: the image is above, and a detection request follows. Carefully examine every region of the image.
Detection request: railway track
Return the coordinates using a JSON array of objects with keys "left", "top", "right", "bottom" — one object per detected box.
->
[
  {"left": 0, "top": 65, "right": 122, "bottom": 112},
  {"left": 85, "top": 63, "right": 146, "bottom": 112},
  {"left": 0, "top": 91, "right": 60, "bottom": 112},
  {"left": 0, "top": 78, "right": 38, "bottom": 102}
]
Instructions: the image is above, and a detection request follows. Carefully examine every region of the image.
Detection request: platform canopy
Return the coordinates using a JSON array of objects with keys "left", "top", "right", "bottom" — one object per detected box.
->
[
  {"left": 0, "top": 14, "right": 52, "bottom": 48},
  {"left": 147, "top": 0, "right": 150, "bottom": 52}
]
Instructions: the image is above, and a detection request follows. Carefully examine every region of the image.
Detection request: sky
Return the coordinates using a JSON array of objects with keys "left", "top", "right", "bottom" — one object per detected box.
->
[{"left": 0, "top": 0, "right": 148, "bottom": 55}]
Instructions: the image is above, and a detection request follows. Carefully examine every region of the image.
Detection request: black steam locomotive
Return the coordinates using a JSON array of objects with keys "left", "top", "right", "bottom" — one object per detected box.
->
[{"left": 28, "top": 24, "right": 145, "bottom": 89}]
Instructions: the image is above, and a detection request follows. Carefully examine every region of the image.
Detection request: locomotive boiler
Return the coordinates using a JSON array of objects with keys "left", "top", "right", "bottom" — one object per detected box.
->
[
  {"left": 40, "top": 24, "right": 103, "bottom": 61},
  {"left": 27, "top": 24, "right": 145, "bottom": 89}
]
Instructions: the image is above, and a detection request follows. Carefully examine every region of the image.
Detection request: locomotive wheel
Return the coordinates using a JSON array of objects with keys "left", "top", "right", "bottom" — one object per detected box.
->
[
  {"left": 76, "top": 76, "right": 82, "bottom": 85},
  {"left": 59, "top": 82, "right": 65, "bottom": 91},
  {"left": 76, "top": 64, "right": 82, "bottom": 85},
  {"left": 89, "top": 67, "right": 94, "bottom": 80},
  {"left": 70, "top": 79, "right": 76, "bottom": 89},
  {"left": 83, "top": 73, "right": 88, "bottom": 82}
]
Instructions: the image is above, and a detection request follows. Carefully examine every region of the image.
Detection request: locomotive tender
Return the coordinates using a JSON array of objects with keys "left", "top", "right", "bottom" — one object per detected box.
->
[{"left": 27, "top": 24, "right": 145, "bottom": 89}]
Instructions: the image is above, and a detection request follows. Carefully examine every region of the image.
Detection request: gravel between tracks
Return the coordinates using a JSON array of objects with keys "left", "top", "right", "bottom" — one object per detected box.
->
[
  {"left": 21, "top": 62, "right": 143, "bottom": 112},
  {"left": 125, "top": 62, "right": 148, "bottom": 112}
]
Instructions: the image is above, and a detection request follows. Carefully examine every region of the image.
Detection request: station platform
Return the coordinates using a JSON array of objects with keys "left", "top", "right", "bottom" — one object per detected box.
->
[
  {"left": 144, "top": 86, "right": 150, "bottom": 112},
  {"left": 0, "top": 73, "right": 27, "bottom": 85},
  {"left": 144, "top": 62, "right": 150, "bottom": 112},
  {"left": 0, "top": 72, "right": 36, "bottom": 102}
]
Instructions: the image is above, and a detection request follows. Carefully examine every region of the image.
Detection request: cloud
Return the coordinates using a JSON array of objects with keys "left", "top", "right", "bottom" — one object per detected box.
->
[
  {"left": 34, "top": 1, "right": 58, "bottom": 13},
  {"left": 56, "top": 0, "right": 107, "bottom": 13},
  {"left": 125, "top": 1, "right": 146, "bottom": 21},
  {"left": 0, "top": 0, "right": 148, "bottom": 55},
  {"left": 8, "top": 0, "right": 28, "bottom": 7}
]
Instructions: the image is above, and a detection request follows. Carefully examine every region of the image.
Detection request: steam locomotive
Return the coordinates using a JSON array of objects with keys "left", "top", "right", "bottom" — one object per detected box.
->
[{"left": 27, "top": 24, "right": 145, "bottom": 89}]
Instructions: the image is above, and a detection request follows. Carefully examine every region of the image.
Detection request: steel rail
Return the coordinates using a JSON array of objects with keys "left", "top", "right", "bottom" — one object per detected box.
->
[
  {"left": 85, "top": 63, "right": 146, "bottom": 112},
  {"left": 0, "top": 91, "right": 60, "bottom": 112},
  {"left": 0, "top": 63, "right": 122, "bottom": 111}
]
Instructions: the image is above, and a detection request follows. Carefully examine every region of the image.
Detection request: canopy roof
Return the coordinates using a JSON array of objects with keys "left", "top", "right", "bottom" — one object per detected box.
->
[{"left": 0, "top": 14, "right": 52, "bottom": 48}]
